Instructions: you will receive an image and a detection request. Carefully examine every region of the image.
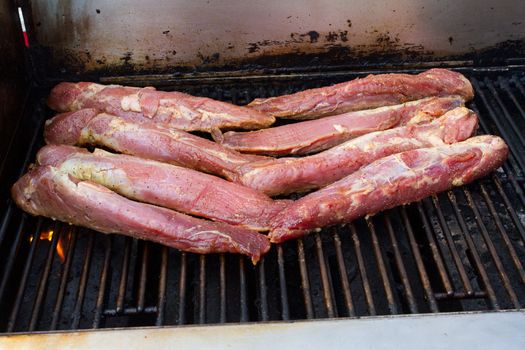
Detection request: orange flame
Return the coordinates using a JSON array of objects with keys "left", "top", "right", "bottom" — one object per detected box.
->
[
  {"left": 56, "top": 236, "right": 66, "bottom": 263},
  {"left": 39, "top": 229, "right": 54, "bottom": 241}
]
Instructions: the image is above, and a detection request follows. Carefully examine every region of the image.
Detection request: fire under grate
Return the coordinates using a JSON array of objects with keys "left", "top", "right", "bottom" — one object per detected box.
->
[{"left": 0, "top": 67, "right": 525, "bottom": 332}]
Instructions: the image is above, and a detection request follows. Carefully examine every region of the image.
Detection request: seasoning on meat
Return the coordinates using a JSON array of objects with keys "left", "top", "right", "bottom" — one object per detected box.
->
[
  {"left": 44, "top": 109, "right": 265, "bottom": 181},
  {"left": 37, "top": 144, "right": 288, "bottom": 231},
  {"left": 248, "top": 69, "right": 474, "bottom": 119},
  {"left": 217, "top": 96, "right": 464, "bottom": 156},
  {"left": 269, "top": 135, "right": 509, "bottom": 243},
  {"left": 237, "top": 107, "right": 478, "bottom": 196},
  {"left": 48, "top": 82, "right": 275, "bottom": 132},
  {"left": 11, "top": 166, "right": 270, "bottom": 263}
]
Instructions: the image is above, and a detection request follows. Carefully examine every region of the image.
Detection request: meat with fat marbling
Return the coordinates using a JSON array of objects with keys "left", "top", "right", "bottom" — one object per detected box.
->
[
  {"left": 237, "top": 107, "right": 478, "bottom": 196},
  {"left": 269, "top": 135, "right": 508, "bottom": 243},
  {"left": 12, "top": 166, "right": 271, "bottom": 263},
  {"left": 48, "top": 81, "right": 275, "bottom": 132},
  {"left": 218, "top": 96, "right": 464, "bottom": 156},
  {"left": 37, "top": 144, "right": 288, "bottom": 231},
  {"left": 248, "top": 69, "right": 474, "bottom": 120}
]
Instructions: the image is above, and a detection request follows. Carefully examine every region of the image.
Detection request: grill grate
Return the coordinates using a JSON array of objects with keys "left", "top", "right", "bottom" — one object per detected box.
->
[{"left": 1, "top": 68, "right": 525, "bottom": 332}]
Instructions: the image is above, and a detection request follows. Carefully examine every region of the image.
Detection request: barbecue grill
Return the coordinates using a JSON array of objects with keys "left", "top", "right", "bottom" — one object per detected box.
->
[{"left": 1, "top": 1, "right": 525, "bottom": 348}]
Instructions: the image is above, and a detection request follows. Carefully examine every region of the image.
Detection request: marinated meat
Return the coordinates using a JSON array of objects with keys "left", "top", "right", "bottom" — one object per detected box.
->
[
  {"left": 48, "top": 82, "right": 275, "bottom": 132},
  {"left": 269, "top": 136, "right": 508, "bottom": 243},
  {"left": 248, "top": 69, "right": 474, "bottom": 119},
  {"left": 12, "top": 166, "right": 271, "bottom": 263},
  {"left": 218, "top": 96, "right": 464, "bottom": 156},
  {"left": 44, "top": 109, "right": 264, "bottom": 181},
  {"left": 37, "top": 144, "right": 288, "bottom": 231},
  {"left": 237, "top": 107, "right": 478, "bottom": 196}
]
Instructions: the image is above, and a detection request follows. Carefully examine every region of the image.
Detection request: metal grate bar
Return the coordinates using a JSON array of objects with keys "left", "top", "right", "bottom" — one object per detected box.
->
[
  {"left": 332, "top": 231, "right": 356, "bottom": 317},
  {"left": 314, "top": 233, "right": 336, "bottom": 318},
  {"left": 137, "top": 243, "right": 149, "bottom": 312},
  {"left": 479, "top": 185, "right": 525, "bottom": 286},
  {"left": 471, "top": 78, "right": 525, "bottom": 173},
  {"left": 485, "top": 79, "right": 525, "bottom": 148},
  {"left": 93, "top": 236, "right": 112, "bottom": 328},
  {"left": 28, "top": 222, "right": 61, "bottom": 331},
  {"left": 156, "top": 247, "right": 168, "bottom": 326},
  {"left": 219, "top": 254, "right": 226, "bottom": 323},
  {"left": 471, "top": 103, "right": 525, "bottom": 208},
  {"left": 499, "top": 77, "right": 525, "bottom": 123},
  {"left": 198, "top": 255, "right": 206, "bottom": 324},
  {"left": 442, "top": 193, "right": 499, "bottom": 309},
  {"left": 103, "top": 306, "right": 157, "bottom": 316},
  {"left": 50, "top": 229, "right": 77, "bottom": 330},
  {"left": 0, "top": 117, "right": 44, "bottom": 247},
  {"left": 463, "top": 187, "right": 521, "bottom": 307},
  {"left": 177, "top": 253, "right": 187, "bottom": 325},
  {"left": 416, "top": 202, "right": 454, "bottom": 295},
  {"left": 428, "top": 196, "right": 474, "bottom": 295},
  {"left": 490, "top": 176, "right": 525, "bottom": 244},
  {"left": 513, "top": 75, "right": 525, "bottom": 96},
  {"left": 6, "top": 218, "right": 44, "bottom": 332},
  {"left": 297, "top": 239, "right": 314, "bottom": 318},
  {"left": 350, "top": 224, "right": 376, "bottom": 316},
  {"left": 0, "top": 214, "right": 29, "bottom": 304},
  {"left": 238, "top": 257, "right": 248, "bottom": 322},
  {"left": 367, "top": 219, "right": 398, "bottom": 314},
  {"left": 384, "top": 215, "right": 418, "bottom": 313},
  {"left": 116, "top": 238, "right": 132, "bottom": 313},
  {"left": 258, "top": 258, "right": 269, "bottom": 321},
  {"left": 434, "top": 292, "right": 487, "bottom": 300},
  {"left": 276, "top": 245, "right": 290, "bottom": 320},
  {"left": 399, "top": 207, "right": 439, "bottom": 312},
  {"left": 71, "top": 232, "right": 95, "bottom": 329}
]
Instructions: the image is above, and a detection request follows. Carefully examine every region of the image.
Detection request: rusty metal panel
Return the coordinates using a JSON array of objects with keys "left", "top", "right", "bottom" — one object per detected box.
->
[{"left": 25, "top": 0, "right": 525, "bottom": 77}]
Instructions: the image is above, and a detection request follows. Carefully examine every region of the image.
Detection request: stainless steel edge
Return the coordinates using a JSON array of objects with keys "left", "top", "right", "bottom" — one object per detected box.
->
[{"left": 1, "top": 310, "right": 524, "bottom": 350}]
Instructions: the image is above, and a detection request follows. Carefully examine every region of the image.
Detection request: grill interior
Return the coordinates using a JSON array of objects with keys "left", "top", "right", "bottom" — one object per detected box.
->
[{"left": 1, "top": 67, "right": 525, "bottom": 332}]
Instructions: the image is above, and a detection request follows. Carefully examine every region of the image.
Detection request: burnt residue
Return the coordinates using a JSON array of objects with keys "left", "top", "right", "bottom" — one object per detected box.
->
[
  {"left": 247, "top": 43, "right": 260, "bottom": 53},
  {"left": 325, "top": 31, "right": 348, "bottom": 43},
  {"left": 375, "top": 32, "right": 401, "bottom": 47},
  {"left": 197, "top": 51, "right": 220, "bottom": 64},
  {"left": 26, "top": 19, "right": 525, "bottom": 82},
  {"left": 120, "top": 51, "right": 133, "bottom": 65},
  {"left": 306, "top": 31, "right": 319, "bottom": 43}
]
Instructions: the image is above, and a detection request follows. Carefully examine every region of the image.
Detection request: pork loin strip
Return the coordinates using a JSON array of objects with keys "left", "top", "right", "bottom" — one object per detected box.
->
[
  {"left": 12, "top": 166, "right": 270, "bottom": 263},
  {"left": 248, "top": 69, "right": 474, "bottom": 120},
  {"left": 48, "top": 82, "right": 275, "bottom": 132},
  {"left": 269, "top": 135, "right": 508, "bottom": 243},
  {"left": 37, "top": 145, "right": 288, "bottom": 231},
  {"left": 218, "top": 96, "right": 464, "bottom": 156},
  {"left": 238, "top": 107, "right": 478, "bottom": 196},
  {"left": 44, "top": 109, "right": 264, "bottom": 181}
]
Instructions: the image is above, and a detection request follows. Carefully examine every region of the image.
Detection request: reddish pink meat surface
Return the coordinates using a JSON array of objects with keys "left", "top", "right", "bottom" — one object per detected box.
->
[
  {"left": 248, "top": 69, "right": 474, "bottom": 119},
  {"left": 11, "top": 166, "right": 271, "bottom": 263},
  {"left": 44, "top": 110, "right": 264, "bottom": 181},
  {"left": 48, "top": 82, "right": 275, "bottom": 132},
  {"left": 269, "top": 135, "right": 508, "bottom": 243},
  {"left": 219, "top": 96, "right": 464, "bottom": 156},
  {"left": 237, "top": 107, "right": 478, "bottom": 196},
  {"left": 37, "top": 145, "right": 288, "bottom": 231}
]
